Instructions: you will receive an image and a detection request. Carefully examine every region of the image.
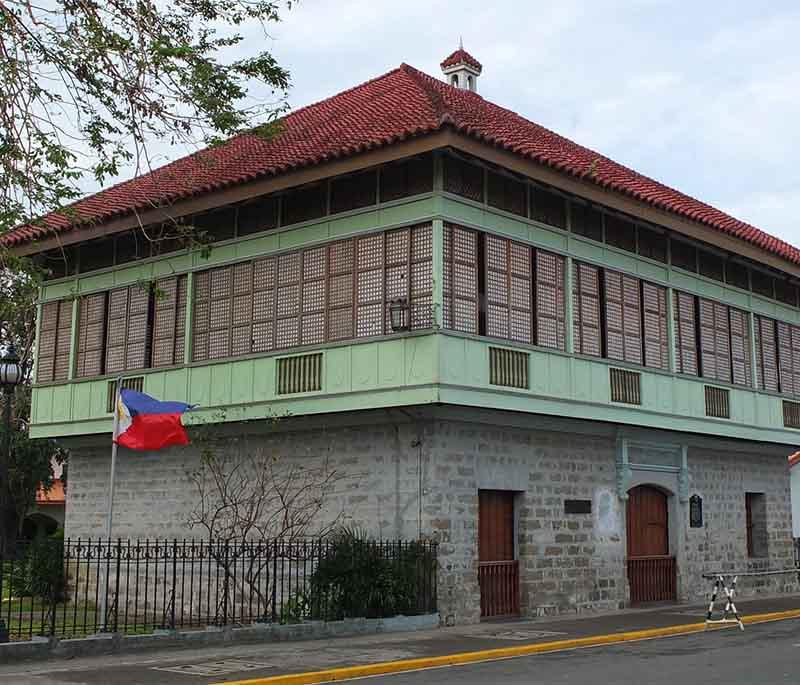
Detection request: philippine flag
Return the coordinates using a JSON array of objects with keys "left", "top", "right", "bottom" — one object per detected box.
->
[{"left": 116, "top": 389, "right": 195, "bottom": 451}]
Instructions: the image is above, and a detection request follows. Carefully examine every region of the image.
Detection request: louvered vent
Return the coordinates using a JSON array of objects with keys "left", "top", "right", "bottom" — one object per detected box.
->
[
  {"left": 489, "top": 347, "right": 529, "bottom": 389},
  {"left": 783, "top": 400, "right": 800, "bottom": 429},
  {"left": 277, "top": 353, "right": 323, "bottom": 395},
  {"left": 609, "top": 368, "right": 641, "bottom": 405},
  {"left": 705, "top": 386, "right": 730, "bottom": 419},
  {"left": 106, "top": 376, "right": 144, "bottom": 413}
]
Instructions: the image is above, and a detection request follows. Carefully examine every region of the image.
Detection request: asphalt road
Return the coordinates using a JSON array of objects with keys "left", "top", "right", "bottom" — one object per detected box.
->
[
  {"left": 356, "top": 620, "right": 800, "bottom": 685},
  {"left": 2, "top": 619, "right": 799, "bottom": 684}
]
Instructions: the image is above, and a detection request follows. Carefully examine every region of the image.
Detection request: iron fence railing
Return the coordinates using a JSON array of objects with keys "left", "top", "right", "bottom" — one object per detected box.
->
[{"left": 0, "top": 537, "right": 437, "bottom": 642}]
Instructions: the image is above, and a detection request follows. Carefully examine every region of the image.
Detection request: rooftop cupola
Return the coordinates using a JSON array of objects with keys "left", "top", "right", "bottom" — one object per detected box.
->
[{"left": 440, "top": 40, "right": 483, "bottom": 93}]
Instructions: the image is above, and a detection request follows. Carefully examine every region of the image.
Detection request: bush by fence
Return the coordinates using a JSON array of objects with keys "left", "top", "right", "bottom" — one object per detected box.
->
[{"left": 0, "top": 535, "right": 437, "bottom": 642}]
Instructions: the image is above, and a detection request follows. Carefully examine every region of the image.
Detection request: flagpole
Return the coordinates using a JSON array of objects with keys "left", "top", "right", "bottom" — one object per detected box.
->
[{"left": 99, "top": 376, "right": 122, "bottom": 632}]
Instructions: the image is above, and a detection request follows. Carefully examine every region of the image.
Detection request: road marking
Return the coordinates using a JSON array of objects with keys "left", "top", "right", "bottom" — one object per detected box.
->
[
  {"left": 154, "top": 660, "right": 273, "bottom": 677},
  {"left": 211, "top": 608, "right": 800, "bottom": 685}
]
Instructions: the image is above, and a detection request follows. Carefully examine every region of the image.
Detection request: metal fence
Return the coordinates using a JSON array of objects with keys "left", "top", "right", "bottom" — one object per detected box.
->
[
  {"left": 0, "top": 537, "right": 438, "bottom": 642},
  {"left": 794, "top": 538, "right": 800, "bottom": 569}
]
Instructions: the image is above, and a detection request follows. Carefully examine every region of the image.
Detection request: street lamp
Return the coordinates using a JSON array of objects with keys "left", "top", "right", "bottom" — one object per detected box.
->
[{"left": 0, "top": 345, "right": 23, "bottom": 559}]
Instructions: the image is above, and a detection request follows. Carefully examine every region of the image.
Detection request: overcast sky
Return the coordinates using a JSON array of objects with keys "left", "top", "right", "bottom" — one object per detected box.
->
[{"left": 105, "top": 0, "right": 800, "bottom": 246}]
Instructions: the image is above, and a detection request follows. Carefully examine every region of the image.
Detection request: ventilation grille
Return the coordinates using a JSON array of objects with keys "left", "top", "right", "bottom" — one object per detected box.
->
[
  {"left": 705, "top": 386, "right": 730, "bottom": 419},
  {"left": 107, "top": 376, "right": 144, "bottom": 413},
  {"left": 277, "top": 353, "right": 323, "bottom": 395},
  {"left": 609, "top": 368, "right": 641, "bottom": 405},
  {"left": 489, "top": 347, "right": 529, "bottom": 389},
  {"left": 784, "top": 400, "right": 800, "bottom": 429}
]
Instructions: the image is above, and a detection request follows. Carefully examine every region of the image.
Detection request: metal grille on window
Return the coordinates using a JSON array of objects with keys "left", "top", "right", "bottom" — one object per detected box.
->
[
  {"left": 610, "top": 368, "right": 641, "bottom": 405},
  {"left": 356, "top": 233, "right": 385, "bottom": 337},
  {"left": 572, "top": 262, "right": 602, "bottom": 357},
  {"left": 673, "top": 291, "right": 698, "bottom": 375},
  {"left": 783, "top": 400, "right": 800, "bottom": 429},
  {"left": 443, "top": 224, "right": 479, "bottom": 334},
  {"left": 534, "top": 250, "right": 566, "bottom": 351},
  {"left": 705, "top": 386, "right": 730, "bottom": 419},
  {"left": 75, "top": 292, "right": 107, "bottom": 377},
  {"left": 729, "top": 307, "right": 753, "bottom": 387},
  {"left": 37, "top": 300, "right": 73, "bottom": 383},
  {"left": 642, "top": 282, "right": 668, "bottom": 370},
  {"left": 604, "top": 270, "right": 643, "bottom": 365},
  {"left": 754, "top": 315, "right": 779, "bottom": 393},
  {"left": 106, "top": 376, "right": 144, "bottom": 413},
  {"left": 489, "top": 347, "right": 529, "bottom": 389},
  {"left": 443, "top": 155, "right": 484, "bottom": 202},
  {"left": 698, "top": 298, "right": 732, "bottom": 384},
  {"left": 276, "top": 353, "right": 323, "bottom": 394}
]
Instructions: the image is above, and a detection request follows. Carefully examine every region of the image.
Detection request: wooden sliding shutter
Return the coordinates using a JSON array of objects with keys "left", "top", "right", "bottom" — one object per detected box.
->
[
  {"left": 641, "top": 282, "right": 668, "bottom": 370},
  {"left": 37, "top": 299, "right": 73, "bottom": 383},
  {"left": 326, "top": 240, "right": 355, "bottom": 342},
  {"left": 698, "top": 298, "right": 732, "bottom": 383},
  {"left": 75, "top": 292, "right": 107, "bottom": 377},
  {"left": 105, "top": 284, "right": 151, "bottom": 374},
  {"left": 485, "top": 234, "right": 532, "bottom": 343},
  {"left": 152, "top": 276, "right": 188, "bottom": 367},
  {"left": 603, "top": 269, "right": 643, "bottom": 365},
  {"left": 252, "top": 257, "right": 277, "bottom": 352},
  {"left": 534, "top": 250, "right": 566, "bottom": 351},
  {"left": 409, "top": 224, "right": 434, "bottom": 329},
  {"left": 754, "top": 316, "right": 779, "bottom": 393},
  {"left": 443, "top": 224, "right": 479, "bottom": 334},
  {"left": 301, "top": 246, "right": 327, "bottom": 345},
  {"left": 729, "top": 307, "right": 753, "bottom": 387},
  {"left": 384, "top": 228, "right": 410, "bottom": 331},
  {"left": 673, "top": 291, "right": 698, "bottom": 375},
  {"left": 275, "top": 252, "right": 301, "bottom": 349},
  {"left": 777, "top": 322, "right": 800, "bottom": 397},
  {"left": 572, "top": 262, "right": 602, "bottom": 357},
  {"left": 356, "top": 233, "right": 385, "bottom": 337},
  {"left": 231, "top": 262, "right": 254, "bottom": 356}
]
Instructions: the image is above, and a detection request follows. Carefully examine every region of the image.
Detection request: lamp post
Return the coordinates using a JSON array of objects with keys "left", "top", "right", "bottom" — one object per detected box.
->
[{"left": 0, "top": 345, "right": 23, "bottom": 556}]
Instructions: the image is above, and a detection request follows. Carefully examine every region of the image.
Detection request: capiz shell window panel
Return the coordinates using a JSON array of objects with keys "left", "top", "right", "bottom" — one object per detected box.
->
[
  {"left": 37, "top": 299, "right": 73, "bottom": 383},
  {"left": 75, "top": 292, "right": 108, "bottom": 378},
  {"left": 572, "top": 262, "right": 602, "bottom": 357},
  {"left": 754, "top": 315, "right": 779, "bottom": 393},
  {"left": 603, "top": 269, "right": 643, "bottom": 365},
  {"left": 443, "top": 224, "right": 479, "bottom": 334},
  {"left": 151, "top": 276, "right": 188, "bottom": 368},
  {"left": 191, "top": 225, "right": 434, "bottom": 363},
  {"left": 534, "top": 250, "right": 566, "bottom": 351},
  {"left": 485, "top": 234, "right": 532, "bottom": 343},
  {"left": 641, "top": 281, "right": 669, "bottom": 370},
  {"left": 673, "top": 291, "right": 698, "bottom": 376},
  {"left": 698, "top": 298, "right": 732, "bottom": 384}
]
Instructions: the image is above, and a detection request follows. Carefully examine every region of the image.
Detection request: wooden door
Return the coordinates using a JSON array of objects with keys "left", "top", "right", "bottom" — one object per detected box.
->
[
  {"left": 626, "top": 485, "right": 676, "bottom": 603},
  {"left": 478, "top": 490, "right": 519, "bottom": 618}
]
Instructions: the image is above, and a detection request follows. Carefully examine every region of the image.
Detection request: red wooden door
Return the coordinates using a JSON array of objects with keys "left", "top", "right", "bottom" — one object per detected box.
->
[
  {"left": 478, "top": 490, "right": 519, "bottom": 618},
  {"left": 626, "top": 485, "right": 676, "bottom": 603}
]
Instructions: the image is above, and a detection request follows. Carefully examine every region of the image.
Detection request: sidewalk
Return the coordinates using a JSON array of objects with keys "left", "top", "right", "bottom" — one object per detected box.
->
[{"left": 2, "top": 594, "right": 800, "bottom": 685}]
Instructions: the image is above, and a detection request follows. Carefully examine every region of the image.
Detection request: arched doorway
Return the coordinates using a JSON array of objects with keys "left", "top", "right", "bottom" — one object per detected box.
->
[{"left": 626, "top": 485, "right": 676, "bottom": 603}]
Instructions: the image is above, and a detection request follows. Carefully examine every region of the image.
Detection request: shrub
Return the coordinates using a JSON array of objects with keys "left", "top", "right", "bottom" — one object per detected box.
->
[
  {"left": 309, "top": 529, "right": 435, "bottom": 620},
  {"left": 8, "top": 536, "right": 65, "bottom": 602}
]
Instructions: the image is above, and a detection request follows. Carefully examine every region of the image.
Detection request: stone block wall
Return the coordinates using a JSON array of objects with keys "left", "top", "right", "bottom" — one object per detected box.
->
[{"left": 63, "top": 411, "right": 797, "bottom": 625}]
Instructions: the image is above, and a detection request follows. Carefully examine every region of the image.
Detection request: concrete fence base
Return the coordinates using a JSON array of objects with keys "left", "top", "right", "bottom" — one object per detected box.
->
[{"left": 0, "top": 613, "right": 440, "bottom": 664}]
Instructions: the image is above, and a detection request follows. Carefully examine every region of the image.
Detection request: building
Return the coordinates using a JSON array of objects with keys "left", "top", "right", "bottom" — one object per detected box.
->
[
  {"left": 4, "top": 48, "right": 799, "bottom": 624},
  {"left": 22, "top": 459, "right": 66, "bottom": 539},
  {"left": 790, "top": 453, "right": 800, "bottom": 538}
]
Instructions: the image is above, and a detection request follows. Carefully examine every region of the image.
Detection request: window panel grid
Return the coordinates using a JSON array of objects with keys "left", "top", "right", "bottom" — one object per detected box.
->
[
  {"left": 535, "top": 250, "right": 566, "bottom": 351},
  {"left": 573, "top": 262, "right": 602, "bottom": 357}
]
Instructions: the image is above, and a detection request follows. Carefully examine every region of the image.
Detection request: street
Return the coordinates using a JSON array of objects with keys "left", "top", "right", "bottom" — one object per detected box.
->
[{"left": 1, "top": 618, "right": 799, "bottom": 684}]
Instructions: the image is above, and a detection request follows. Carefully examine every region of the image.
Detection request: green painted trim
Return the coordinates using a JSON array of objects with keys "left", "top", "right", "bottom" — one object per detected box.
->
[{"left": 184, "top": 271, "right": 195, "bottom": 365}]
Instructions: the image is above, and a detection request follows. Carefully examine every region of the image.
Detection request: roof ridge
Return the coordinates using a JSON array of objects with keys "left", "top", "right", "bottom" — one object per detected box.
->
[{"left": 399, "top": 63, "right": 454, "bottom": 126}]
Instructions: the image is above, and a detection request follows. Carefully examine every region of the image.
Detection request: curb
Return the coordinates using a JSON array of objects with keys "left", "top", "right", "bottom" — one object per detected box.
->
[{"left": 214, "top": 608, "right": 800, "bottom": 685}]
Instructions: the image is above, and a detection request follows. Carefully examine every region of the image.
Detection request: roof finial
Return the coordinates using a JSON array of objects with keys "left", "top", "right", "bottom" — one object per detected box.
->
[{"left": 459, "top": 35, "right": 463, "bottom": 50}]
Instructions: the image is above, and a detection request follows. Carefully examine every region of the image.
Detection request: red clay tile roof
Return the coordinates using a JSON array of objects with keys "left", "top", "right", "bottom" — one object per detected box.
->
[
  {"left": 440, "top": 48, "right": 483, "bottom": 72},
  {"left": 3, "top": 63, "right": 800, "bottom": 267},
  {"left": 36, "top": 478, "right": 65, "bottom": 505},
  {"left": 789, "top": 451, "right": 800, "bottom": 468}
]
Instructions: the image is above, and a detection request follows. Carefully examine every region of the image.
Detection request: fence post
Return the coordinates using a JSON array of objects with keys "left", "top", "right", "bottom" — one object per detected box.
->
[
  {"left": 271, "top": 538, "right": 278, "bottom": 623},
  {"left": 113, "top": 539, "right": 122, "bottom": 632},
  {"left": 222, "top": 540, "right": 230, "bottom": 626},
  {"left": 170, "top": 539, "right": 178, "bottom": 630}
]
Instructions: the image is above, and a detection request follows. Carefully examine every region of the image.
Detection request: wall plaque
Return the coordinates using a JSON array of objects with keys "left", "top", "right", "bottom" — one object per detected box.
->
[{"left": 689, "top": 494, "right": 703, "bottom": 528}]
